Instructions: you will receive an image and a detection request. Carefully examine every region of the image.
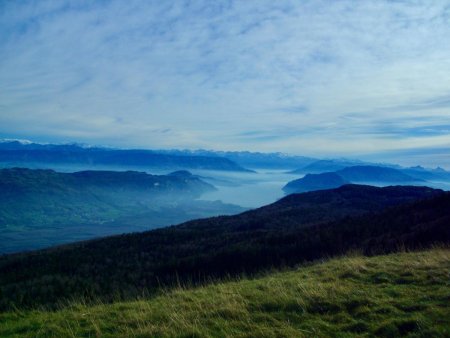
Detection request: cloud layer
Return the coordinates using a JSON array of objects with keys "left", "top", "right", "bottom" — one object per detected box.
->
[{"left": 1, "top": 0, "right": 450, "bottom": 165}]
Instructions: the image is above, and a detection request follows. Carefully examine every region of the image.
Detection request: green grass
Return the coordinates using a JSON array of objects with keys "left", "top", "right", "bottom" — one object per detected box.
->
[{"left": 1, "top": 248, "right": 449, "bottom": 337}]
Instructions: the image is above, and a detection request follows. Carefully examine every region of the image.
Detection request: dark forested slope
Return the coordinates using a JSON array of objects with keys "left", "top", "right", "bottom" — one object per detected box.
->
[{"left": 0, "top": 185, "right": 447, "bottom": 309}]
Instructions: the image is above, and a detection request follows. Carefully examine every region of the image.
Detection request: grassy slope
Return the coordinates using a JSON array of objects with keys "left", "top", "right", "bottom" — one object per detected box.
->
[{"left": 1, "top": 249, "right": 449, "bottom": 337}]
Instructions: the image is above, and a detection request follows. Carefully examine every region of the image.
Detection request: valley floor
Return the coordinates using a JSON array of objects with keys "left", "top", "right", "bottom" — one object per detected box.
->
[{"left": 1, "top": 248, "right": 449, "bottom": 337}]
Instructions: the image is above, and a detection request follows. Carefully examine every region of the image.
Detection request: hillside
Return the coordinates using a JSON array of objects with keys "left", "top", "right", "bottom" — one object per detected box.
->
[
  {"left": 0, "top": 141, "right": 250, "bottom": 172},
  {"left": 1, "top": 249, "right": 448, "bottom": 337},
  {"left": 0, "top": 168, "right": 245, "bottom": 253},
  {"left": 0, "top": 184, "right": 447, "bottom": 310}
]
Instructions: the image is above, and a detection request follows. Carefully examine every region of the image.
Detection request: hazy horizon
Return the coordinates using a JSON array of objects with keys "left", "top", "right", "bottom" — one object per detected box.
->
[{"left": 1, "top": 136, "right": 450, "bottom": 170}]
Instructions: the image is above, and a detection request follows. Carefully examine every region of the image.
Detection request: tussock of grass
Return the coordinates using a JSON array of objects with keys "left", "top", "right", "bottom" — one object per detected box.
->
[{"left": 1, "top": 248, "right": 449, "bottom": 337}]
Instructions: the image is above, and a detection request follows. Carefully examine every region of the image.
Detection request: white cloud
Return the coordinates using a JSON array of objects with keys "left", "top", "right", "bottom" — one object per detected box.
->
[{"left": 0, "top": 0, "right": 449, "bottom": 164}]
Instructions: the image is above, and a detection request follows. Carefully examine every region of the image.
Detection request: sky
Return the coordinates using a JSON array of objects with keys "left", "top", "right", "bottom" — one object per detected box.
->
[{"left": 1, "top": 0, "right": 450, "bottom": 167}]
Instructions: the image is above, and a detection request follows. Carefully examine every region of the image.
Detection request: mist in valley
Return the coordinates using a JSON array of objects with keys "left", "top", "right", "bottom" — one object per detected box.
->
[
  {"left": 5, "top": 160, "right": 450, "bottom": 210},
  {"left": 192, "top": 169, "right": 301, "bottom": 208},
  {"left": 2, "top": 161, "right": 303, "bottom": 209}
]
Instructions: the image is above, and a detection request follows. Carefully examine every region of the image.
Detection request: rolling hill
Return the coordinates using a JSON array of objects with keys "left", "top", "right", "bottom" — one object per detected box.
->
[{"left": 0, "top": 184, "right": 447, "bottom": 310}]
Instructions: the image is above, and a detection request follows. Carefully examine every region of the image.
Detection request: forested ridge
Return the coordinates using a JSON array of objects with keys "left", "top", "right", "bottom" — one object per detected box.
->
[{"left": 1, "top": 184, "right": 448, "bottom": 310}]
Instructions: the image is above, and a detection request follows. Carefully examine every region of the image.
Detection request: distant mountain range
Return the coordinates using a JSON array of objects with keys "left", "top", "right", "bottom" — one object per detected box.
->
[
  {"left": 291, "top": 158, "right": 450, "bottom": 178},
  {"left": 401, "top": 165, "right": 450, "bottom": 181},
  {"left": 0, "top": 168, "right": 245, "bottom": 253},
  {"left": 284, "top": 164, "right": 450, "bottom": 194},
  {"left": 0, "top": 140, "right": 322, "bottom": 171},
  {"left": 3, "top": 140, "right": 449, "bottom": 177},
  {"left": 0, "top": 141, "right": 250, "bottom": 172},
  {"left": 159, "top": 149, "right": 317, "bottom": 169},
  {"left": 1, "top": 184, "right": 447, "bottom": 309}
]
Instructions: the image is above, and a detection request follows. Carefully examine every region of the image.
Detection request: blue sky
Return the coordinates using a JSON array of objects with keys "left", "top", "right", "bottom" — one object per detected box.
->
[{"left": 1, "top": 0, "right": 450, "bottom": 167}]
